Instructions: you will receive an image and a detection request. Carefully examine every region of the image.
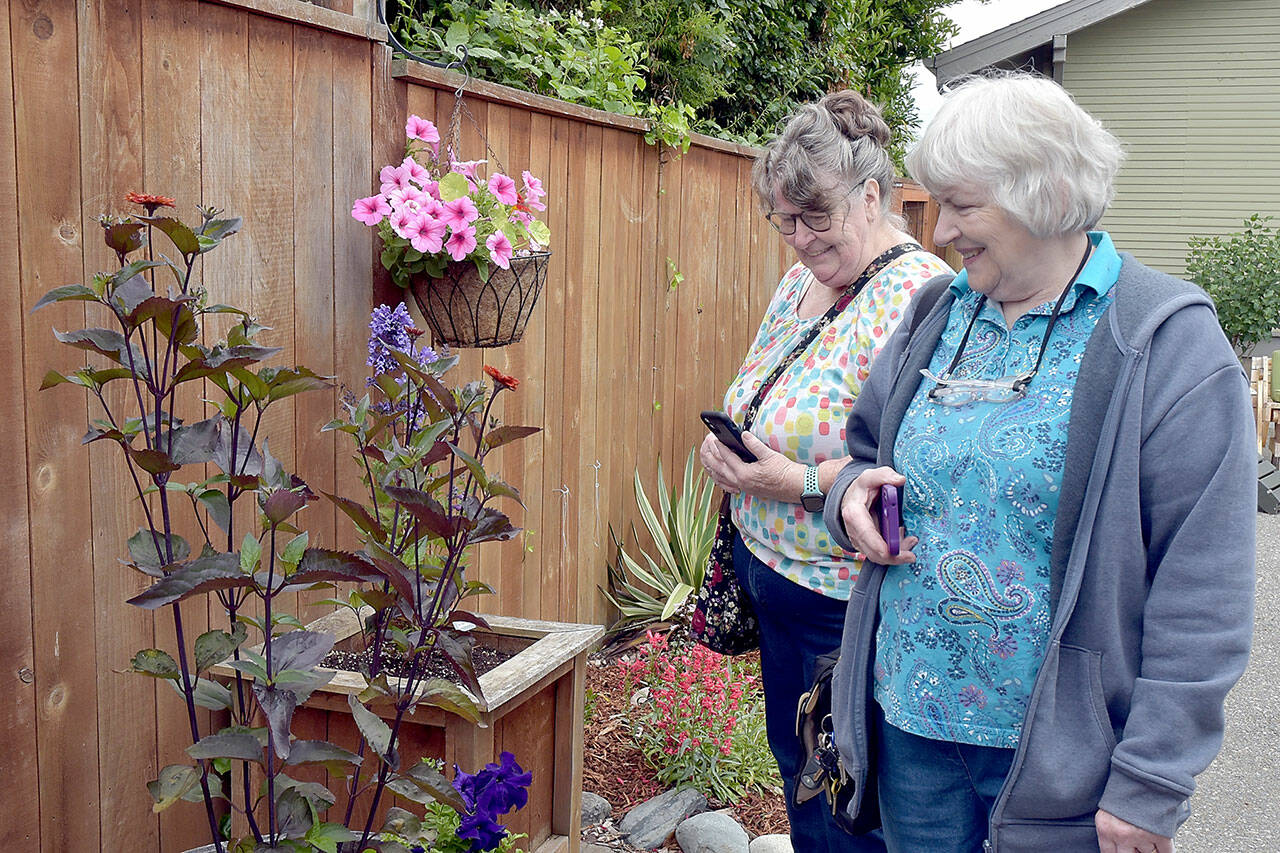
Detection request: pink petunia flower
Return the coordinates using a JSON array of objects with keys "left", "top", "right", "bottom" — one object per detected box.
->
[
  {"left": 487, "top": 172, "right": 519, "bottom": 205},
  {"left": 486, "top": 231, "right": 514, "bottom": 268},
  {"left": 405, "top": 115, "right": 440, "bottom": 153},
  {"left": 439, "top": 196, "right": 480, "bottom": 231},
  {"left": 408, "top": 214, "right": 448, "bottom": 255},
  {"left": 388, "top": 184, "right": 429, "bottom": 209},
  {"left": 401, "top": 156, "right": 431, "bottom": 186},
  {"left": 421, "top": 179, "right": 441, "bottom": 201},
  {"left": 351, "top": 194, "right": 391, "bottom": 226},
  {"left": 510, "top": 208, "right": 535, "bottom": 227},
  {"left": 522, "top": 170, "right": 547, "bottom": 211},
  {"left": 418, "top": 196, "right": 445, "bottom": 218},
  {"left": 389, "top": 207, "right": 416, "bottom": 239},
  {"left": 445, "top": 226, "right": 477, "bottom": 262},
  {"left": 451, "top": 159, "right": 486, "bottom": 192},
  {"left": 380, "top": 163, "right": 412, "bottom": 194}
]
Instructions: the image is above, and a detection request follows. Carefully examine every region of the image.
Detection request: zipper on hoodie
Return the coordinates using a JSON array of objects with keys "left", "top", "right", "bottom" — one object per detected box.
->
[{"left": 984, "top": 345, "right": 1143, "bottom": 845}]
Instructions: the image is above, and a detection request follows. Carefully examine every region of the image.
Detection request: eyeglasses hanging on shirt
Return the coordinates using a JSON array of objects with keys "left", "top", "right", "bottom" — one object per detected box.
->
[{"left": 924, "top": 242, "right": 1093, "bottom": 407}]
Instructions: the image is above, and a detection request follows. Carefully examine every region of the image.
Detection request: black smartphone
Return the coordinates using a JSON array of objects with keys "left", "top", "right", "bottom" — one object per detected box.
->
[{"left": 700, "top": 410, "right": 758, "bottom": 462}]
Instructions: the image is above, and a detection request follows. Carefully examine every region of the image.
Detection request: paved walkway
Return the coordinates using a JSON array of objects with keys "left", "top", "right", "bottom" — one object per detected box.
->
[{"left": 1176, "top": 511, "right": 1280, "bottom": 851}]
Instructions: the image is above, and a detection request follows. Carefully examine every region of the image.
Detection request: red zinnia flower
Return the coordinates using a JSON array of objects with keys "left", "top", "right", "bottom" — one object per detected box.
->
[
  {"left": 483, "top": 364, "right": 519, "bottom": 390},
  {"left": 125, "top": 191, "right": 176, "bottom": 214}
]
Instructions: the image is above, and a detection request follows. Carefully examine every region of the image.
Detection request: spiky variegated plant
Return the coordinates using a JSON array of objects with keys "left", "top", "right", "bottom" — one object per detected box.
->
[{"left": 603, "top": 450, "right": 718, "bottom": 632}]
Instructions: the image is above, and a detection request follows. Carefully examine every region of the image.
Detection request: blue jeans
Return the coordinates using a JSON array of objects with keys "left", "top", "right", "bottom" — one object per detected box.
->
[
  {"left": 734, "top": 533, "right": 885, "bottom": 852},
  {"left": 874, "top": 704, "right": 1015, "bottom": 853}
]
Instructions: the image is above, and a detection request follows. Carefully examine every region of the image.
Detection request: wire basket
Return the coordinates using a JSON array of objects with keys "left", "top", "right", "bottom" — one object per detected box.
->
[{"left": 409, "top": 251, "right": 551, "bottom": 349}]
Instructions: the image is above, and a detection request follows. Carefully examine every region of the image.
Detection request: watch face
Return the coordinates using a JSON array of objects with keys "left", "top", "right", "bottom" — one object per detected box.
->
[{"left": 802, "top": 493, "right": 824, "bottom": 513}]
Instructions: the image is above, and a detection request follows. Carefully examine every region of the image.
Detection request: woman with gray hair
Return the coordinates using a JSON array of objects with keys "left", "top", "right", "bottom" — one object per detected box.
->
[
  {"left": 823, "top": 72, "right": 1254, "bottom": 853},
  {"left": 698, "top": 90, "right": 950, "bottom": 850}
]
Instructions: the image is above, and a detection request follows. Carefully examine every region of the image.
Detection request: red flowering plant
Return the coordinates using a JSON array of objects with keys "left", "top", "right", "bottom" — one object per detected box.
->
[
  {"left": 318, "top": 302, "right": 541, "bottom": 838},
  {"left": 620, "top": 631, "right": 780, "bottom": 802},
  {"left": 351, "top": 114, "right": 551, "bottom": 289}
]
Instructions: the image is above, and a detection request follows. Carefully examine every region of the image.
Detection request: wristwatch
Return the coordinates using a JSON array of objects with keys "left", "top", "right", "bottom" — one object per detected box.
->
[{"left": 801, "top": 465, "right": 825, "bottom": 513}]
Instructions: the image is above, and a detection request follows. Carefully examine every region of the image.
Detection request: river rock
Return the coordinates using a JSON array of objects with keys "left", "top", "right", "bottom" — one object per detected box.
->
[
  {"left": 674, "top": 810, "right": 749, "bottom": 852},
  {"left": 581, "top": 790, "right": 613, "bottom": 825},
  {"left": 617, "top": 787, "right": 708, "bottom": 849},
  {"left": 749, "top": 834, "right": 794, "bottom": 853}
]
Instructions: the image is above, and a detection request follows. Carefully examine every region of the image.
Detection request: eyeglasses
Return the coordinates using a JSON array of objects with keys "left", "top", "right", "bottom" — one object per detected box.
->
[
  {"left": 765, "top": 183, "right": 861, "bottom": 235},
  {"left": 925, "top": 242, "right": 1093, "bottom": 407},
  {"left": 921, "top": 367, "right": 1034, "bottom": 405}
]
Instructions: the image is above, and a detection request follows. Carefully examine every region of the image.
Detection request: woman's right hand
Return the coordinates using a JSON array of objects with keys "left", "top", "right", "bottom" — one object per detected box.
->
[{"left": 840, "top": 466, "right": 917, "bottom": 564}]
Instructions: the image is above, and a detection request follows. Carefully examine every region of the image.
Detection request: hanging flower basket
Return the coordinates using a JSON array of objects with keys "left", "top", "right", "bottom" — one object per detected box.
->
[{"left": 410, "top": 250, "right": 551, "bottom": 348}]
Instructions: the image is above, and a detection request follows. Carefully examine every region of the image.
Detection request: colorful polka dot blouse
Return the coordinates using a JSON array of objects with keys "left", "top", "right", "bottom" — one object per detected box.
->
[{"left": 724, "top": 249, "right": 952, "bottom": 599}]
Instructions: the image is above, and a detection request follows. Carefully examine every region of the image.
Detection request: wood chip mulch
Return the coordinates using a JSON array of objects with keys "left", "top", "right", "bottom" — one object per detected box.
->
[{"left": 580, "top": 648, "right": 790, "bottom": 849}]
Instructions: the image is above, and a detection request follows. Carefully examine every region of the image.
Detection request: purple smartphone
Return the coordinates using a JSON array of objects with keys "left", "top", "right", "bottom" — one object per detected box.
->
[{"left": 878, "top": 484, "right": 901, "bottom": 556}]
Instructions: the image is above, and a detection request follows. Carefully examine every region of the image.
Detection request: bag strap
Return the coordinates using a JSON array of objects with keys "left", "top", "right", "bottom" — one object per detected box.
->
[{"left": 741, "top": 242, "right": 919, "bottom": 430}]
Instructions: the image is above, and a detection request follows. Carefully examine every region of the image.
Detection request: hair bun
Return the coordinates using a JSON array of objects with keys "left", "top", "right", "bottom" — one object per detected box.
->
[{"left": 820, "top": 90, "right": 891, "bottom": 148}]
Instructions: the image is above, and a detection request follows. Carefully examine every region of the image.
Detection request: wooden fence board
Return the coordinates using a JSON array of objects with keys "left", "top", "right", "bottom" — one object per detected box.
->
[
  {"left": 481, "top": 100, "right": 525, "bottom": 617},
  {"left": 14, "top": 0, "right": 102, "bottom": 849},
  {"left": 470, "top": 98, "right": 512, "bottom": 609},
  {"left": 597, "top": 126, "right": 642, "bottom": 622},
  {"left": 248, "top": 13, "right": 297, "bottom": 481},
  {"left": 539, "top": 115, "right": 572, "bottom": 623},
  {"left": 370, "top": 43, "right": 406, "bottom": 307},
  {"left": 77, "top": 2, "right": 161, "bottom": 850},
  {"left": 514, "top": 109, "right": 553, "bottom": 620},
  {"left": 0, "top": 1, "right": 40, "bottom": 847},
  {"left": 567, "top": 122, "right": 603, "bottom": 623},
  {"left": 675, "top": 149, "right": 722, "bottom": 466},
  {"left": 653, "top": 155, "right": 685, "bottom": 501},
  {"left": 291, "top": 26, "right": 338, "bottom": 617},
  {"left": 331, "top": 37, "right": 375, "bottom": 554}
]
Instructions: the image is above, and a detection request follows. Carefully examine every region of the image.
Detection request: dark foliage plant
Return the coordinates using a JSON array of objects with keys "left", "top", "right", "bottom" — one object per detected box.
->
[{"left": 36, "top": 194, "right": 536, "bottom": 853}]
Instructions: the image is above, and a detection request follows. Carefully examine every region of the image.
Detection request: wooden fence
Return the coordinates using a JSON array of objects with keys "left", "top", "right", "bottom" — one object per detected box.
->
[{"left": 3, "top": 1, "right": 949, "bottom": 849}]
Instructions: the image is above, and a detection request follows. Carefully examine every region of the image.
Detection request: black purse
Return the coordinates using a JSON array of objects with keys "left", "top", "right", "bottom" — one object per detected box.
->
[{"left": 690, "top": 244, "right": 917, "bottom": 655}]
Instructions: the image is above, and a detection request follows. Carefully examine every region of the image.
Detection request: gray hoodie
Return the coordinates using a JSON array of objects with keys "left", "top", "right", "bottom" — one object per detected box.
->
[{"left": 823, "top": 255, "right": 1255, "bottom": 850}]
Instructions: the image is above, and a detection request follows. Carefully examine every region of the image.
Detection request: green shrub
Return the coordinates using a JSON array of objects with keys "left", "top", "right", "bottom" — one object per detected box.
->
[
  {"left": 1186, "top": 214, "right": 1280, "bottom": 354},
  {"left": 588, "top": 0, "right": 736, "bottom": 112},
  {"left": 395, "top": 0, "right": 649, "bottom": 114}
]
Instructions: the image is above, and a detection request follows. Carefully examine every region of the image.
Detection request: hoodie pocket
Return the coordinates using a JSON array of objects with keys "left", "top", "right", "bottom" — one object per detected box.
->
[{"left": 1002, "top": 643, "right": 1117, "bottom": 821}]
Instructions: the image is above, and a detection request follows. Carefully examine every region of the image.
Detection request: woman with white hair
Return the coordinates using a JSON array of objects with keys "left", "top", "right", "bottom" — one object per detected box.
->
[{"left": 822, "top": 72, "right": 1255, "bottom": 853}]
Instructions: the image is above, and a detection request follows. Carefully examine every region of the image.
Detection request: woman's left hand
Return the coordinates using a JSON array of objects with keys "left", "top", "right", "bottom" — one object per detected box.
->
[
  {"left": 1095, "top": 809, "right": 1173, "bottom": 853},
  {"left": 698, "top": 430, "right": 797, "bottom": 502}
]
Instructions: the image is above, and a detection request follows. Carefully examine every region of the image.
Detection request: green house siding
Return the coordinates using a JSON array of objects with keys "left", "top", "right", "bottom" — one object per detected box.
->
[{"left": 1063, "top": 0, "right": 1280, "bottom": 276}]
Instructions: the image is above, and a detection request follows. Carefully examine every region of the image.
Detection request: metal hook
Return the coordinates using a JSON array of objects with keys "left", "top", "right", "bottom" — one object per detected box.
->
[{"left": 378, "top": 0, "right": 474, "bottom": 72}]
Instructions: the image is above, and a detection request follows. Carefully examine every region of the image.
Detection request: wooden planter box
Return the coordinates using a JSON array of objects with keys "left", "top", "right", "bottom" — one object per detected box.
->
[{"left": 212, "top": 610, "right": 602, "bottom": 853}]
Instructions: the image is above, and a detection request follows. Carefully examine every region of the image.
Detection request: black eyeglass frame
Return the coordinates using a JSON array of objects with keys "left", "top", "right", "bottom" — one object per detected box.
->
[{"left": 764, "top": 182, "right": 863, "bottom": 236}]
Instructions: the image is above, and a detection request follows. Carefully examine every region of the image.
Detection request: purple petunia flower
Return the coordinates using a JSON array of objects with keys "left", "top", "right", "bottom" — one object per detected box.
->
[
  {"left": 451, "top": 752, "right": 533, "bottom": 851},
  {"left": 456, "top": 813, "right": 508, "bottom": 852}
]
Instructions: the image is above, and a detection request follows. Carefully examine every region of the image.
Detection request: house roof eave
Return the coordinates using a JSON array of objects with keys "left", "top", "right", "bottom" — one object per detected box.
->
[{"left": 928, "top": 0, "right": 1156, "bottom": 87}]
